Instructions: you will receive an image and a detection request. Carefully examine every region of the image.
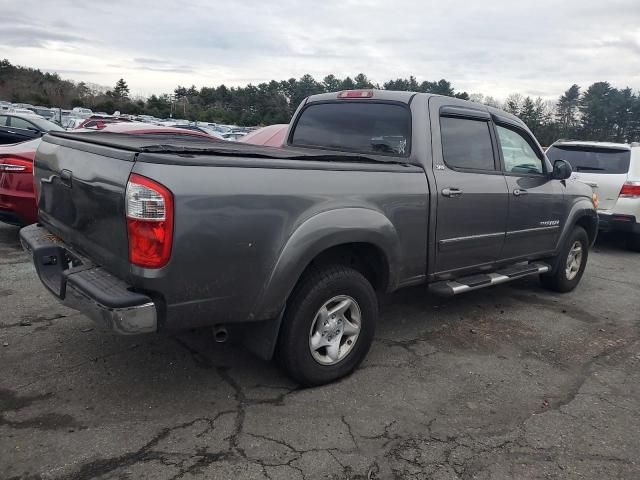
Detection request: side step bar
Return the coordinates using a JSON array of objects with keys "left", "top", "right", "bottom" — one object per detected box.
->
[{"left": 429, "top": 262, "right": 550, "bottom": 297}]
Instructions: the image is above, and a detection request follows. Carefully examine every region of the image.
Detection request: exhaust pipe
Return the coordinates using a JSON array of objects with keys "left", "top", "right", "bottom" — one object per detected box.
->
[{"left": 213, "top": 325, "right": 228, "bottom": 343}]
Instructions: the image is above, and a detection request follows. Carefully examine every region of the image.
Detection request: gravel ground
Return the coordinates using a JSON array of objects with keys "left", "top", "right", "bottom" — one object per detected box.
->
[{"left": 1, "top": 222, "right": 639, "bottom": 480}]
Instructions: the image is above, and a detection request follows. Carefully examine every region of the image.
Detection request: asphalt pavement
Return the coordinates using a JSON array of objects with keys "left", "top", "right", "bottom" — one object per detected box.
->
[{"left": 1, "top": 222, "right": 638, "bottom": 480}]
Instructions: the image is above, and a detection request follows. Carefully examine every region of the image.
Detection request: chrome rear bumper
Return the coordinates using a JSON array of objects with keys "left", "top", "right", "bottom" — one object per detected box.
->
[{"left": 20, "top": 223, "right": 157, "bottom": 334}]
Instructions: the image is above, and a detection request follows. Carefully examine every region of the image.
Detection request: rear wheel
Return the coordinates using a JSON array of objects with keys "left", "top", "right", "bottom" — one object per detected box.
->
[
  {"left": 277, "top": 264, "right": 377, "bottom": 386},
  {"left": 540, "top": 226, "right": 589, "bottom": 293}
]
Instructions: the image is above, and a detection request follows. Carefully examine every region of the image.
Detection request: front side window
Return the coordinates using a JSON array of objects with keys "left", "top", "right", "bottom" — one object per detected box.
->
[
  {"left": 440, "top": 116, "right": 495, "bottom": 171},
  {"left": 496, "top": 125, "right": 544, "bottom": 174},
  {"left": 291, "top": 102, "right": 411, "bottom": 156},
  {"left": 0, "top": 116, "right": 7, "bottom": 126}
]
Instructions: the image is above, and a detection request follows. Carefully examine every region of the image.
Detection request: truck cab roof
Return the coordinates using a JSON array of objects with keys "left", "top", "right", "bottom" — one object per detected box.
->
[{"left": 305, "top": 89, "right": 525, "bottom": 125}]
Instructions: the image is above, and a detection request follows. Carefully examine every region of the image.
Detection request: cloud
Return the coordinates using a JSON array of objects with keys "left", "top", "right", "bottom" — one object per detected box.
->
[
  {"left": 132, "top": 58, "right": 194, "bottom": 73},
  {"left": 0, "top": 0, "right": 639, "bottom": 99},
  {"left": 0, "top": 26, "right": 86, "bottom": 47},
  {"left": 595, "top": 32, "right": 640, "bottom": 55},
  {"left": 0, "top": 12, "right": 86, "bottom": 48}
]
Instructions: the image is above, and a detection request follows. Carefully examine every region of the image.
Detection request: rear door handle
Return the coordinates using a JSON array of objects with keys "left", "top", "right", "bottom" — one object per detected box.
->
[
  {"left": 442, "top": 188, "right": 463, "bottom": 197},
  {"left": 513, "top": 189, "right": 528, "bottom": 196}
]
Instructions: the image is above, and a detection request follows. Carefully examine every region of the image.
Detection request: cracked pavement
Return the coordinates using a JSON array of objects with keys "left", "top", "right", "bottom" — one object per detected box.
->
[{"left": 1, "top": 222, "right": 639, "bottom": 479}]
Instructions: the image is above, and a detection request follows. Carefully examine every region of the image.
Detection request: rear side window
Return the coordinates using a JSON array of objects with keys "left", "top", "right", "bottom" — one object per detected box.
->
[
  {"left": 546, "top": 146, "right": 630, "bottom": 174},
  {"left": 9, "top": 117, "right": 35, "bottom": 130},
  {"left": 291, "top": 102, "right": 411, "bottom": 156},
  {"left": 440, "top": 117, "right": 495, "bottom": 170},
  {"left": 0, "top": 116, "right": 7, "bottom": 126}
]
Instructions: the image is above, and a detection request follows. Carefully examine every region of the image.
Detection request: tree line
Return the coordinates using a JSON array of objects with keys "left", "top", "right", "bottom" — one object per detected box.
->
[{"left": 1, "top": 59, "right": 639, "bottom": 145}]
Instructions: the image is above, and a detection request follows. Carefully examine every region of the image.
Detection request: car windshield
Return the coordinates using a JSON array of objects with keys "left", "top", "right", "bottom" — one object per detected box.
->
[
  {"left": 291, "top": 102, "right": 411, "bottom": 156},
  {"left": 27, "top": 116, "right": 64, "bottom": 132},
  {"left": 546, "top": 145, "right": 630, "bottom": 174}
]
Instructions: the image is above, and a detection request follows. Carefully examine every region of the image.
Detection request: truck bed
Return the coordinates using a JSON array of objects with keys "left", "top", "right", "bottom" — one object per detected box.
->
[
  {"left": 32, "top": 131, "right": 429, "bottom": 332},
  {"left": 45, "top": 131, "right": 419, "bottom": 166}
]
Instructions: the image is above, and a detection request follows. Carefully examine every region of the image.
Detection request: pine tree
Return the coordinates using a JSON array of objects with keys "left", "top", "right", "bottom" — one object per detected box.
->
[
  {"left": 556, "top": 84, "right": 580, "bottom": 138},
  {"left": 113, "top": 78, "right": 130, "bottom": 100}
]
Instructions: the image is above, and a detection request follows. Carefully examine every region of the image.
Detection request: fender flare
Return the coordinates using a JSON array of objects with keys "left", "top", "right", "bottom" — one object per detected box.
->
[
  {"left": 549, "top": 199, "right": 598, "bottom": 272},
  {"left": 250, "top": 208, "right": 402, "bottom": 321}
]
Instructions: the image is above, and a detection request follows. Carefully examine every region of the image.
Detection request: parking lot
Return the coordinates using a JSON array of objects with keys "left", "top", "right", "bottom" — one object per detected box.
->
[{"left": 0, "top": 221, "right": 638, "bottom": 479}]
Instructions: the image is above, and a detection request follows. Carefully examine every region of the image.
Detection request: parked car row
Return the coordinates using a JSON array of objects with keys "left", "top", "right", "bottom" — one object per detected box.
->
[{"left": 0, "top": 99, "right": 259, "bottom": 141}]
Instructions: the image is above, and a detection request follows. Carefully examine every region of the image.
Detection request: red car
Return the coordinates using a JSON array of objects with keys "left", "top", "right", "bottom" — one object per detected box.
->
[
  {"left": 0, "top": 138, "right": 40, "bottom": 225},
  {"left": 0, "top": 123, "right": 219, "bottom": 226},
  {"left": 239, "top": 124, "right": 288, "bottom": 147}
]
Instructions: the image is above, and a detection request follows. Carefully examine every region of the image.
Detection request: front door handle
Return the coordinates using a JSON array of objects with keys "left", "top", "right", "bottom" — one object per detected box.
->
[
  {"left": 513, "top": 189, "right": 528, "bottom": 196},
  {"left": 442, "top": 188, "right": 463, "bottom": 198}
]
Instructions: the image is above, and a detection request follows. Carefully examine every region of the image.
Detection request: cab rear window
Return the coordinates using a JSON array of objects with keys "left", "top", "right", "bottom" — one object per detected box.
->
[
  {"left": 290, "top": 102, "right": 411, "bottom": 156},
  {"left": 546, "top": 146, "right": 630, "bottom": 174}
]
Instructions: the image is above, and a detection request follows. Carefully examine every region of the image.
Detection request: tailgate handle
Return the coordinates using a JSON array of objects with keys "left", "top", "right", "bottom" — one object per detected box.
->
[{"left": 60, "top": 169, "right": 73, "bottom": 188}]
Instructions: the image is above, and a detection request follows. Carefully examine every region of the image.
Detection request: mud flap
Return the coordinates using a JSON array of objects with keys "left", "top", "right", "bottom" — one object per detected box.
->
[{"left": 239, "top": 313, "right": 284, "bottom": 360}]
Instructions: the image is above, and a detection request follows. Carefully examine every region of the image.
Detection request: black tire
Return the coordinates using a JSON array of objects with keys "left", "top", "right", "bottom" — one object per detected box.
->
[
  {"left": 540, "top": 226, "right": 589, "bottom": 293},
  {"left": 627, "top": 233, "right": 640, "bottom": 252},
  {"left": 276, "top": 264, "right": 377, "bottom": 386}
]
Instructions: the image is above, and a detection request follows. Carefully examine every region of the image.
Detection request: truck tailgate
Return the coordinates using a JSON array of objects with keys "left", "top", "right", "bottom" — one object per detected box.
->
[{"left": 34, "top": 136, "right": 136, "bottom": 278}]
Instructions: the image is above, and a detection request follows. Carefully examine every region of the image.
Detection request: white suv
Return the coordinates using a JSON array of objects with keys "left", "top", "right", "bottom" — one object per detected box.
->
[{"left": 547, "top": 141, "right": 640, "bottom": 251}]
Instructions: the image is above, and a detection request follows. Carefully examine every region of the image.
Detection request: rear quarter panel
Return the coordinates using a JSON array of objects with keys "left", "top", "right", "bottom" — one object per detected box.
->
[{"left": 130, "top": 158, "right": 429, "bottom": 329}]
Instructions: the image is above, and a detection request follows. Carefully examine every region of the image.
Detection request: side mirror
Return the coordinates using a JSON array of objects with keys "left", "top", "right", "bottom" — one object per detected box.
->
[{"left": 552, "top": 159, "right": 572, "bottom": 180}]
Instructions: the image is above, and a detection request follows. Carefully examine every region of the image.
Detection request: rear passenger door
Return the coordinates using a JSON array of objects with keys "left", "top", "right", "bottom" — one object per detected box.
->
[
  {"left": 430, "top": 99, "right": 509, "bottom": 274},
  {"left": 494, "top": 122, "right": 564, "bottom": 259}
]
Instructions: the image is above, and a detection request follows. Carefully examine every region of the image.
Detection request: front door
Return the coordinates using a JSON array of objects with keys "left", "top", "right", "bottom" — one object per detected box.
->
[
  {"left": 430, "top": 99, "right": 509, "bottom": 274},
  {"left": 494, "top": 123, "right": 564, "bottom": 259}
]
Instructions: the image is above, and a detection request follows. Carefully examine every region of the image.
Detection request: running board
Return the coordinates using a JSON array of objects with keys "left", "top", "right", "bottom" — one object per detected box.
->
[{"left": 429, "top": 262, "right": 550, "bottom": 296}]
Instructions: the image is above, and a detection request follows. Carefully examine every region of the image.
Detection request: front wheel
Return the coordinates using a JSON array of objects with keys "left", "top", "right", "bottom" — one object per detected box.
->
[
  {"left": 276, "top": 264, "right": 377, "bottom": 386},
  {"left": 540, "top": 226, "right": 589, "bottom": 293}
]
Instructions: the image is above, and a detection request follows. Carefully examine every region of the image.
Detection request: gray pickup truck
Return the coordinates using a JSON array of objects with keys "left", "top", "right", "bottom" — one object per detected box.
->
[{"left": 21, "top": 90, "right": 598, "bottom": 385}]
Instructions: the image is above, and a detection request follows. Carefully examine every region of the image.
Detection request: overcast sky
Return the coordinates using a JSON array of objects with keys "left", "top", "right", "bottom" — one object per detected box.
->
[{"left": 1, "top": 0, "right": 639, "bottom": 100}]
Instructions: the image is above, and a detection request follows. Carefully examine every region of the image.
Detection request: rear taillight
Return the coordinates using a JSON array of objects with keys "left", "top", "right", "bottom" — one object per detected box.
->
[
  {"left": 126, "top": 174, "right": 173, "bottom": 268},
  {"left": 619, "top": 182, "right": 640, "bottom": 198},
  {"left": 0, "top": 156, "right": 33, "bottom": 174}
]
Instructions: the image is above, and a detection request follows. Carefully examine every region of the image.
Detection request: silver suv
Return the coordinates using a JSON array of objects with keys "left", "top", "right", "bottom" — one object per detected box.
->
[{"left": 547, "top": 141, "right": 640, "bottom": 251}]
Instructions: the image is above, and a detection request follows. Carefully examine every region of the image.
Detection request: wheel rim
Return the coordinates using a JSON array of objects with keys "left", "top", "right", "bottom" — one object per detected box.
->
[
  {"left": 565, "top": 241, "right": 583, "bottom": 280},
  {"left": 308, "top": 295, "right": 362, "bottom": 365}
]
